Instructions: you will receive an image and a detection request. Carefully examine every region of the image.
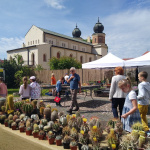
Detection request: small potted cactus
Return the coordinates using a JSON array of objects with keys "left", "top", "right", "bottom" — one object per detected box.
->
[
  {"left": 4, "top": 119, "right": 8, "bottom": 127},
  {"left": 19, "top": 123, "right": 25, "bottom": 132},
  {"left": 52, "top": 121, "right": 61, "bottom": 136},
  {"left": 26, "top": 126, "right": 32, "bottom": 135},
  {"left": 8, "top": 120, "right": 13, "bottom": 128},
  {"left": 11, "top": 122, "right": 17, "bottom": 130},
  {"left": 32, "top": 124, "right": 39, "bottom": 138},
  {"left": 47, "top": 131, "right": 55, "bottom": 144},
  {"left": 0, "top": 115, "right": 6, "bottom": 124},
  {"left": 55, "top": 135, "right": 62, "bottom": 146},
  {"left": 63, "top": 135, "right": 72, "bottom": 149},
  {"left": 38, "top": 130, "right": 45, "bottom": 140},
  {"left": 70, "top": 140, "right": 78, "bottom": 150}
]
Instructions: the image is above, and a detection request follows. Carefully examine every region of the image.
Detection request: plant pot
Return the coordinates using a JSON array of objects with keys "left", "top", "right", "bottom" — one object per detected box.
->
[
  {"left": 78, "top": 143, "right": 82, "bottom": 150},
  {"left": 48, "top": 138, "right": 55, "bottom": 144},
  {"left": 1, "top": 120, "right": 4, "bottom": 124},
  {"left": 56, "top": 139, "right": 62, "bottom": 146},
  {"left": 63, "top": 143, "right": 70, "bottom": 149},
  {"left": 33, "top": 132, "right": 39, "bottom": 138},
  {"left": 70, "top": 146, "right": 77, "bottom": 150},
  {"left": 26, "top": 130, "right": 32, "bottom": 136},
  {"left": 38, "top": 135, "right": 45, "bottom": 140},
  {"left": 12, "top": 126, "right": 17, "bottom": 130},
  {"left": 4, "top": 122, "right": 8, "bottom": 127},
  {"left": 19, "top": 127, "right": 25, "bottom": 132}
]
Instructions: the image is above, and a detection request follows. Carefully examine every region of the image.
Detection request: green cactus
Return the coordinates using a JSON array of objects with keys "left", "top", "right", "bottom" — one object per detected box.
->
[
  {"left": 81, "top": 145, "right": 89, "bottom": 150},
  {"left": 8, "top": 114, "right": 13, "bottom": 120},
  {"left": 1, "top": 106, "right": 5, "bottom": 112},
  {"left": 63, "top": 135, "right": 72, "bottom": 143},
  {"left": 7, "top": 95, "right": 14, "bottom": 110},
  {"left": 14, "top": 101, "right": 23, "bottom": 110},
  {"left": 70, "top": 140, "right": 77, "bottom": 147},
  {"left": 55, "top": 135, "right": 62, "bottom": 140},
  {"left": 47, "top": 131, "right": 55, "bottom": 139},
  {"left": 22, "top": 103, "right": 33, "bottom": 115}
]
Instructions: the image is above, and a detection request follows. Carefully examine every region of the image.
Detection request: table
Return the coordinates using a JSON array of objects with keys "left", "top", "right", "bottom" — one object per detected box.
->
[{"left": 40, "top": 85, "right": 100, "bottom": 100}]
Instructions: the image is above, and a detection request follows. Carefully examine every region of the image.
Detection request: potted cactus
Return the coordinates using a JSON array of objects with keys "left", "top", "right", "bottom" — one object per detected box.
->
[
  {"left": 26, "top": 120, "right": 32, "bottom": 135},
  {"left": 47, "top": 131, "right": 55, "bottom": 144},
  {"left": 11, "top": 122, "right": 17, "bottom": 130},
  {"left": 0, "top": 115, "right": 6, "bottom": 124},
  {"left": 52, "top": 121, "right": 61, "bottom": 135},
  {"left": 81, "top": 145, "right": 89, "bottom": 150},
  {"left": 22, "top": 103, "right": 33, "bottom": 117},
  {"left": 38, "top": 130, "right": 45, "bottom": 140},
  {"left": 32, "top": 124, "right": 39, "bottom": 138},
  {"left": 19, "top": 123, "right": 25, "bottom": 132},
  {"left": 70, "top": 140, "right": 78, "bottom": 150},
  {"left": 4, "top": 119, "right": 8, "bottom": 127},
  {"left": 8, "top": 120, "right": 13, "bottom": 128},
  {"left": 63, "top": 135, "right": 72, "bottom": 149},
  {"left": 55, "top": 135, "right": 62, "bottom": 146}
]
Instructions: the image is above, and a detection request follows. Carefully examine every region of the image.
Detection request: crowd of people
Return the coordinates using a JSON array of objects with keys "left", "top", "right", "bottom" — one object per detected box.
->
[
  {"left": 109, "top": 67, "right": 150, "bottom": 133},
  {"left": 0, "top": 66, "right": 150, "bottom": 133}
]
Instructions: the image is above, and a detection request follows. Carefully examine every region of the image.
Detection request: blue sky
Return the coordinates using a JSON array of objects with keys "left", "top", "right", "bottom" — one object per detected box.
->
[{"left": 0, "top": 0, "right": 150, "bottom": 59}]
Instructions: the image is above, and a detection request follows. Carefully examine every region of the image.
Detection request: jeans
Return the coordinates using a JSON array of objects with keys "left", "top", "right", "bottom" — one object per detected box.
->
[{"left": 112, "top": 98, "right": 125, "bottom": 119}]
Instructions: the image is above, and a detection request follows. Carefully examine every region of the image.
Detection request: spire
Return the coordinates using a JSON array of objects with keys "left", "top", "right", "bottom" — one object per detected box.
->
[
  {"left": 98, "top": 17, "right": 99, "bottom": 23},
  {"left": 76, "top": 23, "right": 77, "bottom": 28}
]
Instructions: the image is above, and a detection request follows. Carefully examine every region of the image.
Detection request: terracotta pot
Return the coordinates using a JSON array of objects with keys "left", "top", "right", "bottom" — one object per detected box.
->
[
  {"left": 12, "top": 126, "right": 17, "bottom": 130},
  {"left": 4, "top": 122, "right": 8, "bottom": 127},
  {"left": 70, "top": 146, "right": 77, "bottom": 150},
  {"left": 26, "top": 130, "right": 32, "bottom": 135},
  {"left": 33, "top": 132, "right": 39, "bottom": 138},
  {"left": 20, "top": 127, "right": 25, "bottom": 132},
  {"left": 63, "top": 143, "right": 70, "bottom": 149},
  {"left": 38, "top": 135, "right": 45, "bottom": 140},
  {"left": 56, "top": 139, "right": 62, "bottom": 146},
  {"left": 48, "top": 138, "right": 55, "bottom": 144}
]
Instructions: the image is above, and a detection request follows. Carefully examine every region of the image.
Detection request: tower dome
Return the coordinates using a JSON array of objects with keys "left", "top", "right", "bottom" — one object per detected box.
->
[
  {"left": 72, "top": 24, "right": 81, "bottom": 38},
  {"left": 93, "top": 17, "right": 104, "bottom": 33}
]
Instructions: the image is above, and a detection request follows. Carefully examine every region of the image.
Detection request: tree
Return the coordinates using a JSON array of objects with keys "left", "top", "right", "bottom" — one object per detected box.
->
[
  {"left": 49, "top": 56, "right": 82, "bottom": 70},
  {"left": 14, "top": 54, "right": 24, "bottom": 66}
]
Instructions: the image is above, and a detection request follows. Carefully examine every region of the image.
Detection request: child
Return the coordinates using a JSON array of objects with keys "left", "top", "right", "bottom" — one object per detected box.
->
[
  {"left": 118, "top": 77, "right": 141, "bottom": 132},
  {"left": 137, "top": 71, "right": 150, "bottom": 132},
  {"left": 56, "top": 77, "right": 64, "bottom": 106},
  {"left": 19, "top": 76, "right": 31, "bottom": 100}
]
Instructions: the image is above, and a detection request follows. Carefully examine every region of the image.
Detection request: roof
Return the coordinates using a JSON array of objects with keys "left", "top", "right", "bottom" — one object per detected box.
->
[
  {"left": 142, "top": 51, "right": 150, "bottom": 55},
  {"left": 0, "top": 59, "right": 4, "bottom": 63},
  {"left": 38, "top": 27, "right": 93, "bottom": 46},
  {"left": 123, "top": 58, "right": 133, "bottom": 61},
  {"left": 7, "top": 45, "right": 36, "bottom": 52}
]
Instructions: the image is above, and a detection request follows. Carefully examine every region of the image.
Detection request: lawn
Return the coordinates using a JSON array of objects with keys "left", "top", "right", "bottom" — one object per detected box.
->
[{"left": 8, "top": 89, "right": 19, "bottom": 95}]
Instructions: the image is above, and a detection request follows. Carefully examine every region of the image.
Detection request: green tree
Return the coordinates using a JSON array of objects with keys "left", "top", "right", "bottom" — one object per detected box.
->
[
  {"left": 49, "top": 56, "right": 82, "bottom": 70},
  {"left": 14, "top": 54, "right": 24, "bottom": 66}
]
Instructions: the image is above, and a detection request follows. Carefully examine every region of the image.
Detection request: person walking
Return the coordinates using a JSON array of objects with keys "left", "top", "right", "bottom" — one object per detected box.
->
[
  {"left": 67, "top": 67, "right": 81, "bottom": 114},
  {"left": 19, "top": 76, "right": 31, "bottom": 100},
  {"left": 51, "top": 73, "right": 56, "bottom": 85},
  {"left": 109, "top": 67, "right": 126, "bottom": 119},
  {"left": 137, "top": 71, "right": 150, "bottom": 132},
  {"left": 0, "top": 77, "right": 7, "bottom": 97}
]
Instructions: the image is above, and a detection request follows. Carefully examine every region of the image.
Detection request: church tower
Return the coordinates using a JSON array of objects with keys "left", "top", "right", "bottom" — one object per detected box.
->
[
  {"left": 92, "top": 18, "right": 108, "bottom": 57},
  {"left": 72, "top": 24, "right": 82, "bottom": 40}
]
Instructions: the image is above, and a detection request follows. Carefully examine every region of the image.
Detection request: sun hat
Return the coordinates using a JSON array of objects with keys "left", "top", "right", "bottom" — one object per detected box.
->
[{"left": 30, "top": 76, "right": 36, "bottom": 80}]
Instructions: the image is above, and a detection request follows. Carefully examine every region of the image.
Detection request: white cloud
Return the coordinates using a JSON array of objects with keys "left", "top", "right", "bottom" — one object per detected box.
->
[
  {"left": 103, "top": 8, "right": 150, "bottom": 59},
  {"left": 44, "top": 0, "right": 65, "bottom": 9},
  {"left": 0, "top": 37, "right": 24, "bottom": 59}
]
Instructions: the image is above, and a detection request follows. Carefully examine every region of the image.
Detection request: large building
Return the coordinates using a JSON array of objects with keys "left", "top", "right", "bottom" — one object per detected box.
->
[{"left": 7, "top": 18, "right": 108, "bottom": 69}]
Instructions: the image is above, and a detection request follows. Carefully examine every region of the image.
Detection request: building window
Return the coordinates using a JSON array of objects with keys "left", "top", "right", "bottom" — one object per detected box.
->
[
  {"left": 28, "top": 42, "right": 29, "bottom": 45},
  {"left": 35, "top": 40, "right": 37, "bottom": 44},
  {"left": 31, "top": 41, "right": 32, "bottom": 45},
  {"left": 82, "top": 48, "right": 85, "bottom": 51},
  {"left": 80, "top": 56, "right": 83, "bottom": 63},
  {"left": 9, "top": 56, "right": 12, "bottom": 61},
  {"left": 38, "top": 39, "right": 39, "bottom": 44},
  {"left": 33, "top": 41, "right": 34, "bottom": 44},
  {"left": 89, "top": 57, "right": 92, "bottom": 62},
  {"left": 62, "top": 43, "right": 65, "bottom": 47},
  {"left": 73, "top": 46, "right": 76, "bottom": 50},
  {"left": 99, "top": 37, "right": 102, "bottom": 43},
  {"left": 31, "top": 53, "right": 35, "bottom": 65},
  {"left": 95, "top": 38, "right": 96, "bottom": 43},
  {"left": 57, "top": 52, "right": 60, "bottom": 59},
  {"left": 70, "top": 54, "right": 73, "bottom": 58},
  {"left": 43, "top": 54, "right": 47, "bottom": 62},
  {"left": 51, "top": 41, "right": 53, "bottom": 44}
]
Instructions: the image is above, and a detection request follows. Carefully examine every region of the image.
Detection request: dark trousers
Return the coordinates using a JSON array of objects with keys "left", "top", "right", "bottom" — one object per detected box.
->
[
  {"left": 70, "top": 89, "right": 79, "bottom": 110},
  {"left": 112, "top": 98, "right": 125, "bottom": 119}
]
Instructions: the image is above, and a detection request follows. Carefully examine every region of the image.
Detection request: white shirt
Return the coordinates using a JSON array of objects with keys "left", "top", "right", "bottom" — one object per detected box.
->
[{"left": 19, "top": 84, "right": 31, "bottom": 99}]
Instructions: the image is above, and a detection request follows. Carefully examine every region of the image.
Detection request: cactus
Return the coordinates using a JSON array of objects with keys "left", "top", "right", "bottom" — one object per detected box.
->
[
  {"left": 46, "top": 104, "right": 51, "bottom": 109},
  {"left": 63, "top": 135, "right": 72, "bottom": 143},
  {"left": 8, "top": 114, "right": 13, "bottom": 120},
  {"left": 13, "top": 115, "right": 18, "bottom": 121},
  {"left": 32, "top": 100, "right": 37, "bottom": 108},
  {"left": 81, "top": 145, "right": 89, "bottom": 150},
  {"left": 44, "top": 126, "right": 50, "bottom": 132},
  {"left": 26, "top": 120, "right": 31, "bottom": 128},
  {"left": 47, "top": 131, "right": 55, "bottom": 139},
  {"left": 59, "top": 116, "right": 67, "bottom": 126},
  {"left": 62, "top": 126, "right": 70, "bottom": 136},
  {"left": 70, "top": 127, "right": 78, "bottom": 141},
  {"left": 80, "top": 122, "right": 89, "bottom": 134},
  {"left": 51, "top": 110, "right": 58, "bottom": 121},
  {"left": 77, "top": 117, "right": 83, "bottom": 129},
  {"left": 22, "top": 103, "right": 33, "bottom": 115},
  {"left": 14, "top": 101, "right": 23, "bottom": 110},
  {"left": 20, "top": 114, "right": 25, "bottom": 120},
  {"left": 48, "top": 121, "right": 54, "bottom": 129},
  {"left": 8, "top": 120, "right": 13, "bottom": 126},
  {"left": 58, "top": 111, "right": 64, "bottom": 118},
  {"left": 40, "top": 107, "right": 45, "bottom": 115},
  {"left": 78, "top": 132, "right": 89, "bottom": 145},
  {"left": 4, "top": 119, "right": 8, "bottom": 123},
  {"left": 131, "top": 130, "right": 139, "bottom": 142},
  {"left": 1, "top": 106, "right": 5, "bottom": 112},
  {"left": 55, "top": 135, "right": 62, "bottom": 140},
  {"left": 132, "top": 122, "right": 144, "bottom": 131},
  {"left": 75, "top": 111, "right": 81, "bottom": 118},
  {"left": 52, "top": 121, "right": 60, "bottom": 132},
  {"left": 1, "top": 115, "right": 6, "bottom": 120},
  {"left": 44, "top": 108, "right": 51, "bottom": 120},
  {"left": 70, "top": 140, "right": 77, "bottom": 147},
  {"left": 51, "top": 108, "right": 58, "bottom": 112},
  {"left": 40, "top": 119, "right": 47, "bottom": 126},
  {"left": 138, "top": 135, "right": 145, "bottom": 148},
  {"left": 14, "top": 111, "right": 21, "bottom": 116},
  {"left": 11, "top": 122, "right": 17, "bottom": 127},
  {"left": 39, "top": 130, "right": 45, "bottom": 136},
  {"left": 7, "top": 95, "right": 14, "bottom": 110}
]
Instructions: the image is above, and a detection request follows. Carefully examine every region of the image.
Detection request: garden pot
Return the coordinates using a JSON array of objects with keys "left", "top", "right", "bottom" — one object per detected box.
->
[
  {"left": 12, "top": 126, "right": 17, "bottom": 130},
  {"left": 48, "top": 138, "right": 55, "bottom": 144},
  {"left": 4, "top": 122, "right": 8, "bottom": 127},
  {"left": 19, "top": 127, "right": 25, "bottom": 132},
  {"left": 38, "top": 135, "right": 45, "bottom": 140},
  {"left": 56, "top": 139, "right": 62, "bottom": 146},
  {"left": 70, "top": 146, "right": 77, "bottom": 150},
  {"left": 78, "top": 143, "right": 82, "bottom": 150},
  {"left": 26, "top": 130, "right": 32, "bottom": 135},
  {"left": 63, "top": 143, "right": 70, "bottom": 149},
  {"left": 33, "top": 132, "right": 39, "bottom": 138}
]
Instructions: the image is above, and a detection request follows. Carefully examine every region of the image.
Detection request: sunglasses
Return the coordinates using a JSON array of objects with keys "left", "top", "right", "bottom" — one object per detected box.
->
[{"left": 70, "top": 70, "right": 74, "bottom": 72}]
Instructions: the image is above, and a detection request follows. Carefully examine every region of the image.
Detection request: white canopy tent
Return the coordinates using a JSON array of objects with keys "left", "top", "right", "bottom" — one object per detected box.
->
[
  {"left": 82, "top": 53, "right": 125, "bottom": 69},
  {"left": 125, "top": 52, "right": 150, "bottom": 67}
]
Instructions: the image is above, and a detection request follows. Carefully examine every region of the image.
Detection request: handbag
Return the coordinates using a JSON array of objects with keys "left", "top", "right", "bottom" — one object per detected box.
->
[{"left": 54, "top": 97, "right": 61, "bottom": 103}]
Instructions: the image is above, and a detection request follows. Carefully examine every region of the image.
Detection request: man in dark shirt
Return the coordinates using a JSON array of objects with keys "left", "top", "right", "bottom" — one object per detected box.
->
[{"left": 67, "top": 67, "right": 81, "bottom": 114}]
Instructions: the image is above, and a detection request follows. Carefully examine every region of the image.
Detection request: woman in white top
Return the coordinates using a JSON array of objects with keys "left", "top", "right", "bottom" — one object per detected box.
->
[
  {"left": 19, "top": 76, "right": 31, "bottom": 100},
  {"left": 109, "top": 67, "right": 126, "bottom": 119}
]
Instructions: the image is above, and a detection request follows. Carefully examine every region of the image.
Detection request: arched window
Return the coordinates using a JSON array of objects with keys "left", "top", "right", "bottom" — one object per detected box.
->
[
  {"left": 33, "top": 41, "right": 34, "bottom": 44},
  {"left": 70, "top": 54, "right": 73, "bottom": 58},
  {"left": 35, "top": 40, "right": 37, "bottom": 44},
  {"left": 89, "top": 57, "right": 92, "bottom": 62},
  {"left": 80, "top": 56, "right": 83, "bottom": 63},
  {"left": 9, "top": 56, "right": 12, "bottom": 61},
  {"left": 99, "top": 37, "right": 102, "bottom": 43},
  {"left": 43, "top": 54, "right": 46, "bottom": 62},
  {"left": 31, "top": 41, "right": 32, "bottom": 45},
  {"left": 28, "top": 42, "right": 29, "bottom": 45},
  {"left": 95, "top": 38, "right": 96, "bottom": 43},
  {"left": 57, "top": 52, "right": 60, "bottom": 59},
  {"left": 31, "top": 53, "right": 35, "bottom": 65},
  {"left": 38, "top": 39, "right": 39, "bottom": 44}
]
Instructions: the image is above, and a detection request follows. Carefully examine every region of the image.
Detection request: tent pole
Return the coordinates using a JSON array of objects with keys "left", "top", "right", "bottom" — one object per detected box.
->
[{"left": 136, "top": 66, "right": 139, "bottom": 85}]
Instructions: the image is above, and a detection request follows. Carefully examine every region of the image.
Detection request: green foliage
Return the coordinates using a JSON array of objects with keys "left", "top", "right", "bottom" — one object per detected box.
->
[
  {"left": 49, "top": 56, "right": 82, "bottom": 70},
  {"left": 14, "top": 54, "right": 24, "bottom": 66},
  {"left": 34, "top": 64, "right": 44, "bottom": 71}
]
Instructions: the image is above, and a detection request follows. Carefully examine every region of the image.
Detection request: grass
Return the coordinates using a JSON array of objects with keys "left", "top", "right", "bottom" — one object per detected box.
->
[{"left": 8, "top": 89, "right": 19, "bottom": 95}]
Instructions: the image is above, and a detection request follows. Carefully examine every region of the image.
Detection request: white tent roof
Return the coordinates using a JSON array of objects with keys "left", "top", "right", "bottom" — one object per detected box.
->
[
  {"left": 82, "top": 53, "right": 125, "bottom": 69},
  {"left": 125, "top": 52, "right": 150, "bottom": 67}
]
